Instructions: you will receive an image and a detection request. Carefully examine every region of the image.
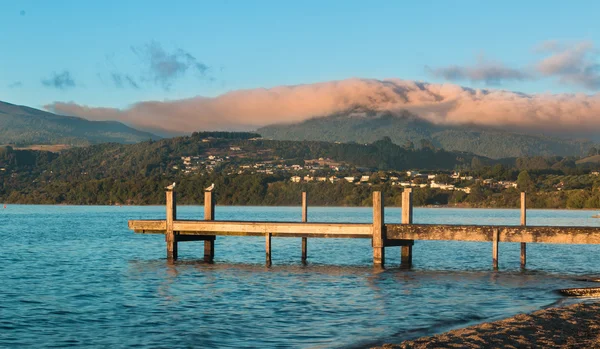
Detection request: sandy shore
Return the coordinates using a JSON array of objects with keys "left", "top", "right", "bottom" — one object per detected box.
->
[{"left": 377, "top": 302, "right": 600, "bottom": 349}]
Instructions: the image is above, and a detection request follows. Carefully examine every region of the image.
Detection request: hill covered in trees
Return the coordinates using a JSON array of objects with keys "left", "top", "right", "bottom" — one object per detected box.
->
[
  {"left": 2, "top": 131, "right": 600, "bottom": 208},
  {"left": 0, "top": 100, "right": 160, "bottom": 146},
  {"left": 258, "top": 109, "right": 595, "bottom": 159}
]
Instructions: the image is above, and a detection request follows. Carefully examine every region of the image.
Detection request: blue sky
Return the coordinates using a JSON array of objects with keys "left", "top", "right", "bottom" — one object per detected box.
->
[{"left": 1, "top": 0, "right": 599, "bottom": 112}]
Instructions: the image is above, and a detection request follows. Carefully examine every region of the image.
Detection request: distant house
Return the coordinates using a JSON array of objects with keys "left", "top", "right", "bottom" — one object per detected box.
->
[
  {"left": 303, "top": 176, "right": 314, "bottom": 182},
  {"left": 344, "top": 176, "right": 356, "bottom": 183},
  {"left": 456, "top": 187, "right": 472, "bottom": 194},
  {"left": 406, "top": 171, "right": 420, "bottom": 177},
  {"left": 230, "top": 146, "right": 241, "bottom": 151},
  {"left": 360, "top": 175, "right": 370, "bottom": 182},
  {"left": 427, "top": 174, "right": 436, "bottom": 180},
  {"left": 329, "top": 176, "right": 341, "bottom": 183},
  {"left": 290, "top": 176, "right": 302, "bottom": 183},
  {"left": 317, "top": 177, "right": 328, "bottom": 182},
  {"left": 592, "top": 171, "right": 600, "bottom": 176}
]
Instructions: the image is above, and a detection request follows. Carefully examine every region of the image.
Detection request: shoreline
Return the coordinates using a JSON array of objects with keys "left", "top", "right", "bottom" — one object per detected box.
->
[
  {"left": 376, "top": 301, "right": 600, "bottom": 348},
  {"left": 1, "top": 202, "right": 600, "bottom": 211}
]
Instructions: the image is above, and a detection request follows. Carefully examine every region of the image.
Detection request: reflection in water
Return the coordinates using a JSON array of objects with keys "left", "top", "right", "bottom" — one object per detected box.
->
[{"left": 2, "top": 205, "right": 600, "bottom": 348}]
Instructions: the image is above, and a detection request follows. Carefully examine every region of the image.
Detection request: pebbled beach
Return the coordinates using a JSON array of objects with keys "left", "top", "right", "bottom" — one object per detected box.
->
[{"left": 378, "top": 302, "right": 600, "bottom": 349}]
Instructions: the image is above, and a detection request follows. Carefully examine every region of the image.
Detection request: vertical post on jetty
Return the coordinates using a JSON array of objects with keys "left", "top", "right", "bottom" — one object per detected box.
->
[
  {"left": 301, "top": 192, "right": 308, "bottom": 263},
  {"left": 520, "top": 192, "right": 527, "bottom": 269},
  {"left": 372, "top": 191, "right": 385, "bottom": 267},
  {"left": 401, "top": 188, "right": 413, "bottom": 267},
  {"left": 266, "top": 233, "right": 272, "bottom": 267},
  {"left": 492, "top": 228, "right": 499, "bottom": 270},
  {"left": 166, "top": 189, "right": 178, "bottom": 261},
  {"left": 204, "top": 191, "right": 215, "bottom": 262}
]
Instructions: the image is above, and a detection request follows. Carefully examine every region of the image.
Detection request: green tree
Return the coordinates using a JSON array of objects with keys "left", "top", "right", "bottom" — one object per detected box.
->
[{"left": 517, "top": 170, "right": 535, "bottom": 192}]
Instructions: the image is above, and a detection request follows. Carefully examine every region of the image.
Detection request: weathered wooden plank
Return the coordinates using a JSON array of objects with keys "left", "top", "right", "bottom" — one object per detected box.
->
[
  {"left": 129, "top": 220, "right": 166, "bottom": 231},
  {"left": 387, "top": 224, "right": 600, "bottom": 244},
  {"left": 492, "top": 228, "right": 499, "bottom": 269},
  {"left": 170, "top": 221, "right": 373, "bottom": 236},
  {"left": 266, "top": 233, "right": 272, "bottom": 266},
  {"left": 204, "top": 191, "right": 215, "bottom": 262},
  {"left": 372, "top": 191, "right": 385, "bottom": 267},
  {"left": 301, "top": 191, "right": 308, "bottom": 263},
  {"left": 166, "top": 190, "right": 177, "bottom": 260},
  {"left": 521, "top": 192, "right": 527, "bottom": 268},
  {"left": 402, "top": 188, "right": 413, "bottom": 224}
]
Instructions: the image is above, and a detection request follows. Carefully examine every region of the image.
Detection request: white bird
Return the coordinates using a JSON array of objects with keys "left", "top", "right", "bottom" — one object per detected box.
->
[
  {"left": 165, "top": 182, "right": 176, "bottom": 190},
  {"left": 205, "top": 183, "right": 215, "bottom": 192}
]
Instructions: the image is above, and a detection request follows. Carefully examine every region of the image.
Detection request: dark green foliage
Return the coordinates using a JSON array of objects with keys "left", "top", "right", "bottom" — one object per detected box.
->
[
  {"left": 258, "top": 110, "right": 595, "bottom": 159},
  {"left": 0, "top": 101, "right": 160, "bottom": 146}
]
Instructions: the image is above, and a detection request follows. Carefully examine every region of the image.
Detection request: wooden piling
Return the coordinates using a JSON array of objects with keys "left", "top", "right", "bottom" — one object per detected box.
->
[
  {"left": 266, "top": 232, "right": 272, "bottom": 266},
  {"left": 520, "top": 192, "right": 526, "bottom": 268},
  {"left": 402, "top": 188, "right": 413, "bottom": 224},
  {"left": 401, "top": 189, "right": 414, "bottom": 268},
  {"left": 301, "top": 192, "right": 308, "bottom": 263},
  {"left": 372, "top": 191, "right": 385, "bottom": 267},
  {"left": 166, "top": 190, "right": 177, "bottom": 260},
  {"left": 492, "top": 228, "right": 499, "bottom": 269},
  {"left": 203, "top": 191, "right": 215, "bottom": 262}
]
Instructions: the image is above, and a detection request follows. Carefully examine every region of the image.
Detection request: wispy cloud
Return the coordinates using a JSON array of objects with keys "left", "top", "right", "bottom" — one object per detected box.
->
[
  {"left": 41, "top": 71, "right": 76, "bottom": 90},
  {"left": 8, "top": 81, "right": 23, "bottom": 88},
  {"left": 131, "top": 41, "right": 210, "bottom": 90},
  {"left": 44, "top": 78, "right": 600, "bottom": 135},
  {"left": 427, "top": 56, "right": 531, "bottom": 85},
  {"left": 536, "top": 41, "right": 600, "bottom": 90},
  {"left": 430, "top": 40, "right": 600, "bottom": 90},
  {"left": 110, "top": 73, "right": 140, "bottom": 89}
]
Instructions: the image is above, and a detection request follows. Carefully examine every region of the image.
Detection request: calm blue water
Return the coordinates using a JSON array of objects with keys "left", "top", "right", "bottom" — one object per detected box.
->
[{"left": 2, "top": 205, "right": 600, "bottom": 348}]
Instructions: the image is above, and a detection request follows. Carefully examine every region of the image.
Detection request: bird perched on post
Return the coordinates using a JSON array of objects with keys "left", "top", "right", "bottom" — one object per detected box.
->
[
  {"left": 205, "top": 183, "right": 215, "bottom": 192},
  {"left": 165, "top": 182, "right": 176, "bottom": 190}
]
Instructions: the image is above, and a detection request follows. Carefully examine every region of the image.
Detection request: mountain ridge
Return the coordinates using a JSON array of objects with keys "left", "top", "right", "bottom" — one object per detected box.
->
[
  {"left": 0, "top": 100, "right": 160, "bottom": 146},
  {"left": 257, "top": 109, "right": 595, "bottom": 159}
]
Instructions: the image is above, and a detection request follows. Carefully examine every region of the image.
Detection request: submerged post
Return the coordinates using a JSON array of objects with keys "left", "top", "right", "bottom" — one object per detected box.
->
[
  {"left": 301, "top": 192, "right": 308, "bottom": 263},
  {"left": 401, "top": 188, "right": 413, "bottom": 267},
  {"left": 204, "top": 191, "right": 215, "bottom": 262},
  {"left": 372, "top": 191, "right": 385, "bottom": 267},
  {"left": 166, "top": 189, "right": 177, "bottom": 260},
  {"left": 492, "top": 228, "right": 499, "bottom": 269},
  {"left": 520, "top": 192, "right": 527, "bottom": 268},
  {"left": 266, "top": 233, "right": 272, "bottom": 267}
]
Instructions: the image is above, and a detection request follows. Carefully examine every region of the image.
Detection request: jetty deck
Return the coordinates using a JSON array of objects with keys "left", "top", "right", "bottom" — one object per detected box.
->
[{"left": 129, "top": 190, "right": 600, "bottom": 268}]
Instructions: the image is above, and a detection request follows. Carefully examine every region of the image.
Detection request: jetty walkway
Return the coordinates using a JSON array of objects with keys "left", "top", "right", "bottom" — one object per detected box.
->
[{"left": 129, "top": 189, "right": 600, "bottom": 268}]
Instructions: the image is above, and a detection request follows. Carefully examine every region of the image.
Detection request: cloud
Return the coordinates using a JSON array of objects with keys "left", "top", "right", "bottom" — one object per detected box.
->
[
  {"left": 536, "top": 41, "right": 600, "bottom": 90},
  {"left": 131, "top": 41, "right": 210, "bottom": 90},
  {"left": 110, "top": 73, "right": 140, "bottom": 89},
  {"left": 431, "top": 41, "right": 600, "bottom": 90},
  {"left": 44, "top": 78, "right": 600, "bottom": 135},
  {"left": 427, "top": 57, "right": 531, "bottom": 85},
  {"left": 41, "top": 71, "right": 76, "bottom": 90},
  {"left": 8, "top": 81, "right": 23, "bottom": 88}
]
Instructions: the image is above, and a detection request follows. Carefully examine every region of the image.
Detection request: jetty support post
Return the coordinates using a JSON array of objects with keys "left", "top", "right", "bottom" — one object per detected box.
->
[
  {"left": 401, "top": 188, "right": 413, "bottom": 267},
  {"left": 266, "top": 232, "right": 272, "bottom": 267},
  {"left": 520, "top": 192, "right": 527, "bottom": 269},
  {"left": 166, "top": 189, "right": 178, "bottom": 261},
  {"left": 372, "top": 191, "right": 385, "bottom": 267},
  {"left": 301, "top": 192, "right": 308, "bottom": 263},
  {"left": 492, "top": 228, "right": 499, "bottom": 270},
  {"left": 203, "top": 191, "right": 216, "bottom": 262}
]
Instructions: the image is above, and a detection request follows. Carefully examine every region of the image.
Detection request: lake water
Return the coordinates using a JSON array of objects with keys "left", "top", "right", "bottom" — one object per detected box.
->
[{"left": 2, "top": 205, "right": 600, "bottom": 348}]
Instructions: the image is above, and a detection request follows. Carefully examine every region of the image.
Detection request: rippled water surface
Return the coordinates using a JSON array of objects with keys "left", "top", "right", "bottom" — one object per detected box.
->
[{"left": 2, "top": 205, "right": 600, "bottom": 348}]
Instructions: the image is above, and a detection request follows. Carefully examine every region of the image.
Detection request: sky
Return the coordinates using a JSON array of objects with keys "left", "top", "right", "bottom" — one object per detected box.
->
[{"left": 2, "top": 0, "right": 600, "bottom": 134}]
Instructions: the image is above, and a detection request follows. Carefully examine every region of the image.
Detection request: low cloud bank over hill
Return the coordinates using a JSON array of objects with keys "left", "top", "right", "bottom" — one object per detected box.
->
[{"left": 45, "top": 78, "right": 600, "bottom": 137}]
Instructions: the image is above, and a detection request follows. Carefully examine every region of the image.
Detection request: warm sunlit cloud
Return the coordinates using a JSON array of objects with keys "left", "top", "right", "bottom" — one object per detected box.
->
[{"left": 44, "top": 78, "right": 600, "bottom": 136}]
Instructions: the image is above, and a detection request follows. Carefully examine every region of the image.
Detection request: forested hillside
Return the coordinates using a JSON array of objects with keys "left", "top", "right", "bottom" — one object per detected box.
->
[
  {"left": 258, "top": 110, "right": 594, "bottom": 159},
  {"left": 0, "top": 101, "right": 159, "bottom": 146}
]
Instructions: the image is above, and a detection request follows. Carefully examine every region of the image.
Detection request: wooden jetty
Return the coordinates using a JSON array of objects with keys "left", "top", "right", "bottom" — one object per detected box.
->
[{"left": 129, "top": 189, "right": 600, "bottom": 268}]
